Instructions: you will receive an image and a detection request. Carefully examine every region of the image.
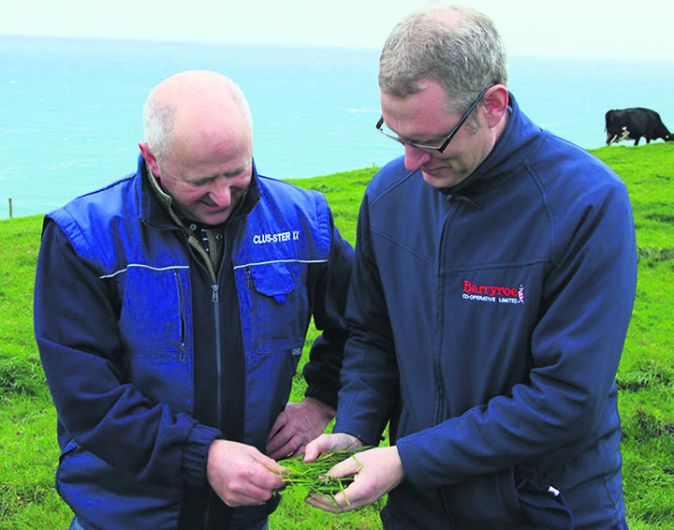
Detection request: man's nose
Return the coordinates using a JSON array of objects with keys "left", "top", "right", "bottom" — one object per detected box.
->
[
  {"left": 403, "top": 144, "right": 431, "bottom": 172},
  {"left": 209, "top": 180, "right": 231, "bottom": 207}
]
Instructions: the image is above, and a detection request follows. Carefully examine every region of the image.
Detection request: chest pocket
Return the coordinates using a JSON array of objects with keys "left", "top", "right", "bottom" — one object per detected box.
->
[
  {"left": 251, "top": 262, "right": 294, "bottom": 303},
  {"left": 237, "top": 261, "right": 309, "bottom": 355}
]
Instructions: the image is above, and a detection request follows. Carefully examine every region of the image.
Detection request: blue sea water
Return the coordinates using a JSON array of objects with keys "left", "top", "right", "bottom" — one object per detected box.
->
[{"left": 1, "top": 36, "right": 673, "bottom": 218}]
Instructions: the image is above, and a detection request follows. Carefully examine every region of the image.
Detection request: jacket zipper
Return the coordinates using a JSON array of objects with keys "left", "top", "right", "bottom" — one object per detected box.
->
[
  {"left": 434, "top": 208, "right": 454, "bottom": 425},
  {"left": 435, "top": 206, "right": 455, "bottom": 524},
  {"left": 212, "top": 283, "right": 222, "bottom": 423},
  {"left": 185, "top": 233, "right": 223, "bottom": 530},
  {"left": 173, "top": 270, "right": 186, "bottom": 360},
  {"left": 201, "top": 282, "right": 222, "bottom": 530}
]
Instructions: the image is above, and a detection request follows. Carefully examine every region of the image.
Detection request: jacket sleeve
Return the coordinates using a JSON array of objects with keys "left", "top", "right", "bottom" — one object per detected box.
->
[
  {"left": 396, "top": 182, "right": 638, "bottom": 489},
  {"left": 302, "top": 209, "right": 354, "bottom": 409},
  {"left": 34, "top": 220, "right": 222, "bottom": 488},
  {"left": 333, "top": 194, "right": 401, "bottom": 444}
]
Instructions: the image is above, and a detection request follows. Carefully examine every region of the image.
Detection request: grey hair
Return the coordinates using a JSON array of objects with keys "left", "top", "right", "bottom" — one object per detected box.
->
[
  {"left": 142, "top": 74, "right": 253, "bottom": 164},
  {"left": 379, "top": 4, "right": 507, "bottom": 113},
  {"left": 143, "top": 98, "right": 176, "bottom": 163}
]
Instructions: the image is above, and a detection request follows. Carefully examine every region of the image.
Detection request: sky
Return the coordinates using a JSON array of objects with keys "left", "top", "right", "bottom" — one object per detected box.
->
[{"left": 2, "top": 0, "right": 673, "bottom": 62}]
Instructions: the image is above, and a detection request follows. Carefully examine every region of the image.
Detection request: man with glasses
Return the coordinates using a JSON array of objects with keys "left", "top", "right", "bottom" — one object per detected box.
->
[
  {"left": 305, "top": 5, "right": 636, "bottom": 530},
  {"left": 34, "top": 70, "right": 353, "bottom": 530}
]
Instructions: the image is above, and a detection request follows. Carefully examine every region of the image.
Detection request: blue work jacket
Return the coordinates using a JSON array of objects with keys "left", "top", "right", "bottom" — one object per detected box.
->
[{"left": 34, "top": 158, "right": 353, "bottom": 529}]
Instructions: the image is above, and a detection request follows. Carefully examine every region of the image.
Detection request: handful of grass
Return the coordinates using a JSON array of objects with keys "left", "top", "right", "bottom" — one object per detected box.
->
[{"left": 278, "top": 449, "right": 364, "bottom": 502}]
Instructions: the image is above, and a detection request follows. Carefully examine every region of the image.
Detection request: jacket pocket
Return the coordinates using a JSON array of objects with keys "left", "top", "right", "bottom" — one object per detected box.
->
[
  {"left": 249, "top": 261, "right": 295, "bottom": 303},
  {"left": 118, "top": 265, "right": 189, "bottom": 356},
  {"left": 56, "top": 439, "right": 181, "bottom": 530},
  {"left": 115, "top": 266, "right": 194, "bottom": 413},
  {"left": 517, "top": 479, "right": 574, "bottom": 530},
  {"left": 443, "top": 468, "right": 573, "bottom": 530},
  {"left": 238, "top": 262, "right": 309, "bottom": 354},
  {"left": 443, "top": 468, "right": 525, "bottom": 528}
]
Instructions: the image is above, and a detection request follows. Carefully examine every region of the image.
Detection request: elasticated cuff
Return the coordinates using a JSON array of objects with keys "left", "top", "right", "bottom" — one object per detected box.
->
[
  {"left": 305, "top": 383, "right": 338, "bottom": 410},
  {"left": 395, "top": 435, "right": 424, "bottom": 488},
  {"left": 181, "top": 423, "right": 222, "bottom": 488}
]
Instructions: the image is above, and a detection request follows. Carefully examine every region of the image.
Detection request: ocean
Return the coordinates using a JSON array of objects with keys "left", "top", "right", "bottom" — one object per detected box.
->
[{"left": 1, "top": 36, "right": 672, "bottom": 218}]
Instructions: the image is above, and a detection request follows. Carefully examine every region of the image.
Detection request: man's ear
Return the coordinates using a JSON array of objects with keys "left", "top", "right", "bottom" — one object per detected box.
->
[
  {"left": 482, "top": 84, "right": 509, "bottom": 128},
  {"left": 138, "top": 142, "right": 160, "bottom": 176}
]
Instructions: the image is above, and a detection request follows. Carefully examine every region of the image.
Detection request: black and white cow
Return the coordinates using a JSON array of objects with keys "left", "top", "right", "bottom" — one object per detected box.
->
[{"left": 605, "top": 108, "right": 672, "bottom": 146}]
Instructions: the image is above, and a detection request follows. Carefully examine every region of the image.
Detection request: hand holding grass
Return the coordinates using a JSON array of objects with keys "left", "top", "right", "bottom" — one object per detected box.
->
[
  {"left": 207, "top": 440, "right": 286, "bottom": 507},
  {"left": 303, "top": 434, "right": 404, "bottom": 512}
]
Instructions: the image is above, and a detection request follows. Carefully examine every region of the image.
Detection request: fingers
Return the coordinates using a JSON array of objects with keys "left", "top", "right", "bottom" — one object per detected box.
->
[
  {"left": 266, "top": 406, "right": 307, "bottom": 458},
  {"left": 212, "top": 465, "right": 280, "bottom": 507},
  {"left": 304, "top": 433, "right": 362, "bottom": 462},
  {"left": 303, "top": 456, "right": 363, "bottom": 512},
  {"left": 306, "top": 487, "right": 355, "bottom": 513},
  {"left": 224, "top": 459, "right": 286, "bottom": 507},
  {"left": 266, "top": 425, "right": 292, "bottom": 457},
  {"left": 305, "top": 446, "right": 404, "bottom": 514},
  {"left": 267, "top": 400, "right": 337, "bottom": 460},
  {"left": 325, "top": 454, "right": 363, "bottom": 479},
  {"left": 305, "top": 462, "right": 375, "bottom": 513},
  {"left": 207, "top": 440, "right": 287, "bottom": 507},
  {"left": 222, "top": 480, "right": 276, "bottom": 507},
  {"left": 266, "top": 409, "right": 289, "bottom": 446},
  {"left": 233, "top": 458, "right": 285, "bottom": 492},
  {"left": 294, "top": 443, "right": 307, "bottom": 458},
  {"left": 267, "top": 434, "right": 301, "bottom": 460},
  {"left": 303, "top": 434, "right": 333, "bottom": 462},
  {"left": 253, "top": 454, "right": 286, "bottom": 477}
]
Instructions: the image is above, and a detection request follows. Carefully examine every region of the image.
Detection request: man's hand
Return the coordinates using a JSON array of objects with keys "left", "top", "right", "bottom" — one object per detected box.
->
[
  {"left": 304, "top": 444, "right": 404, "bottom": 513},
  {"left": 266, "top": 397, "right": 335, "bottom": 459},
  {"left": 206, "top": 440, "right": 285, "bottom": 507},
  {"left": 303, "top": 432, "right": 363, "bottom": 462}
]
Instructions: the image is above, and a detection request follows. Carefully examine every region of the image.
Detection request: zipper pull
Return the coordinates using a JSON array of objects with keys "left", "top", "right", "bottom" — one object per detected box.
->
[{"left": 211, "top": 284, "right": 219, "bottom": 303}]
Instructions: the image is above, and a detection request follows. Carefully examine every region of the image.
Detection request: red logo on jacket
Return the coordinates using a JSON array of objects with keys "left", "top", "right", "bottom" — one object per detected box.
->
[{"left": 462, "top": 279, "right": 525, "bottom": 304}]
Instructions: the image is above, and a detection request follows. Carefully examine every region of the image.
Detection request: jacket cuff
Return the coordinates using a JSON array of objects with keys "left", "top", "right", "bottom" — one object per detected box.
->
[
  {"left": 181, "top": 424, "right": 222, "bottom": 488},
  {"left": 304, "top": 383, "right": 338, "bottom": 410},
  {"left": 395, "top": 435, "right": 424, "bottom": 488}
]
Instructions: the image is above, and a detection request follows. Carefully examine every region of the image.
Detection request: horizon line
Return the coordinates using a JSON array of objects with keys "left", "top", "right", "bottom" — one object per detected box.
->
[{"left": 2, "top": 33, "right": 673, "bottom": 64}]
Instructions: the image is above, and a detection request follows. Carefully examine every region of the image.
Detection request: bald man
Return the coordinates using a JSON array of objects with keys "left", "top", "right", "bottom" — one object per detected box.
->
[{"left": 34, "top": 70, "right": 353, "bottom": 530}]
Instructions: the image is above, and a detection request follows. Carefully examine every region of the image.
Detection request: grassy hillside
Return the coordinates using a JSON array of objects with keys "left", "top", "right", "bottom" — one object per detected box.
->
[{"left": 1, "top": 143, "right": 672, "bottom": 529}]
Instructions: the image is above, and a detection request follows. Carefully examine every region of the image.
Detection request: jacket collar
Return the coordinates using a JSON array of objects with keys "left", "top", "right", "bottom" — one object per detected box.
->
[
  {"left": 135, "top": 154, "right": 262, "bottom": 229},
  {"left": 443, "top": 92, "right": 542, "bottom": 199}
]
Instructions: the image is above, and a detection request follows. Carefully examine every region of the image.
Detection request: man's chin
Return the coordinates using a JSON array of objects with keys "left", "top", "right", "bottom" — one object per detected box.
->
[
  {"left": 196, "top": 208, "right": 232, "bottom": 226},
  {"left": 421, "top": 168, "right": 470, "bottom": 189},
  {"left": 421, "top": 170, "right": 454, "bottom": 188}
]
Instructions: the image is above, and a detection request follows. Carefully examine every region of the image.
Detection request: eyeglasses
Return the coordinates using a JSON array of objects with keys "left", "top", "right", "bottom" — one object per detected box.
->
[{"left": 376, "top": 83, "right": 496, "bottom": 153}]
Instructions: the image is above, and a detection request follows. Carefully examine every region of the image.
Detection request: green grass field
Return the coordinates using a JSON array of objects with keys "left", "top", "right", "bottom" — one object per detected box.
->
[{"left": 1, "top": 143, "right": 672, "bottom": 529}]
